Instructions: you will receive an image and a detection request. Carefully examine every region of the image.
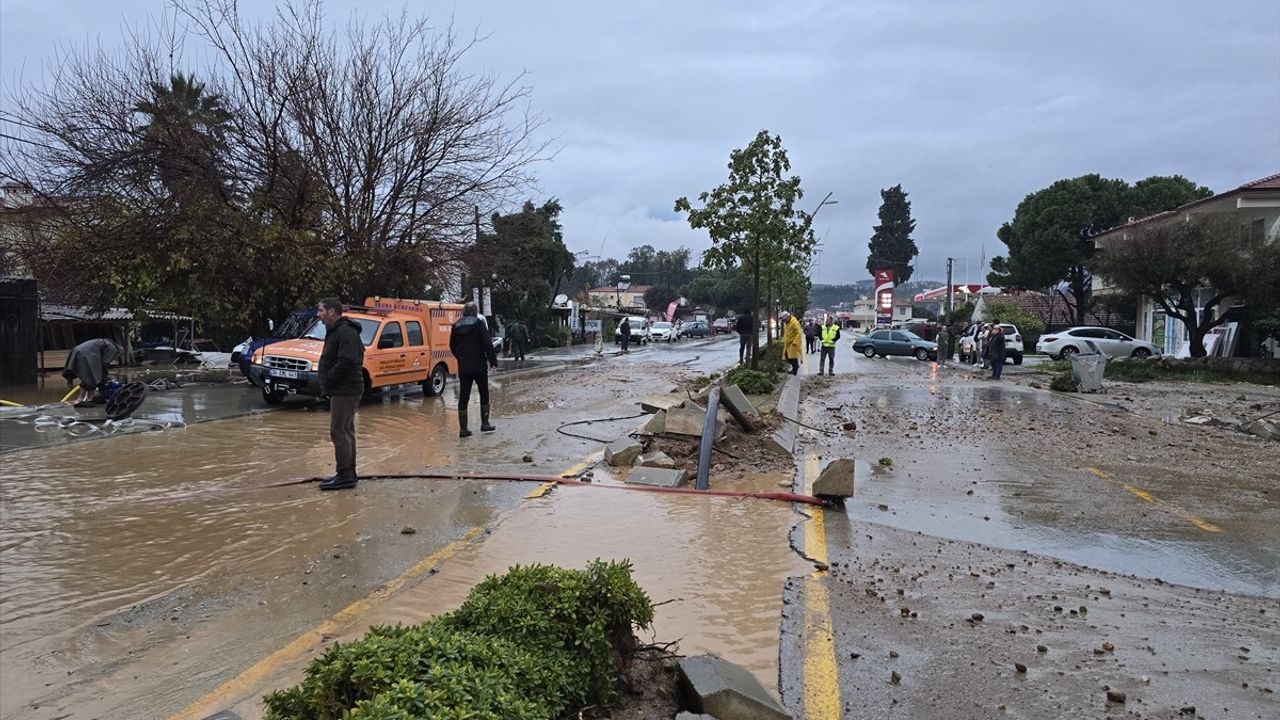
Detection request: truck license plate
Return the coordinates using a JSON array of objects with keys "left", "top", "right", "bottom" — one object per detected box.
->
[{"left": 272, "top": 370, "right": 299, "bottom": 379}]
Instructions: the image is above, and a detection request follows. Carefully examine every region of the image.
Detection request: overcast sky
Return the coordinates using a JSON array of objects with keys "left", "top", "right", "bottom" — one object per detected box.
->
[{"left": 4, "top": 0, "right": 1278, "bottom": 285}]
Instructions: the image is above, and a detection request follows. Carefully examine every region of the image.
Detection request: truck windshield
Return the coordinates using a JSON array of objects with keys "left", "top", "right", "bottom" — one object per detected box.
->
[
  {"left": 276, "top": 312, "right": 317, "bottom": 339},
  {"left": 303, "top": 318, "right": 381, "bottom": 346}
]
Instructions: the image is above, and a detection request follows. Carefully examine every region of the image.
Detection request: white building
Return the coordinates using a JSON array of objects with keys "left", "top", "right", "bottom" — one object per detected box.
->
[{"left": 1092, "top": 174, "right": 1280, "bottom": 358}]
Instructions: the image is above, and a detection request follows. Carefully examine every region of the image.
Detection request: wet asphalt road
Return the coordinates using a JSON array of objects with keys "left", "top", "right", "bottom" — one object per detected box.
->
[
  {"left": 778, "top": 351, "right": 1280, "bottom": 719},
  {"left": 0, "top": 335, "right": 755, "bottom": 719}
]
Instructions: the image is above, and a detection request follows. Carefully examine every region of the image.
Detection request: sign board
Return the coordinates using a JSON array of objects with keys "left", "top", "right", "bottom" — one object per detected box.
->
[
  {"left": 481, "top": 287, "right": 492, "bottom": 317},
  {"left": 585, "top": 319, "right": 602, "bottom": 334},
  {"left": 874, "top": 269, "right": 895, "bottom": 327},
  {"left": 568, "top": 300, "right": 580, "bottom": 331}
]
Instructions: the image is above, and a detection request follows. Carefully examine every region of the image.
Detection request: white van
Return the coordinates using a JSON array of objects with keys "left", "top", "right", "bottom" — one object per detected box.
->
[{"left": 613, "top": 316, "right": 650, "bottom": 345}]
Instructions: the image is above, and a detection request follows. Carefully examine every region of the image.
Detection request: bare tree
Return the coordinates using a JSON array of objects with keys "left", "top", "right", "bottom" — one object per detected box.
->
[{"left": 1, "top": 0, "right": 548, "bottom": 328}]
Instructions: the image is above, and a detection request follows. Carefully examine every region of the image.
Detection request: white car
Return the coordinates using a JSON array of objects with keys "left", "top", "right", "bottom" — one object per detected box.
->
[
  {"left": 649, "top": 321, "right": 676, "bottom": 342},
  {"left": 958, "top": 323, "right": 1024, "bottom": 365},
  {"left": 1037, "top": 327, "right": 1159, "bottom": 360},
  {"left": 613, "top": 316, "right": 650, "bottom": 345}
]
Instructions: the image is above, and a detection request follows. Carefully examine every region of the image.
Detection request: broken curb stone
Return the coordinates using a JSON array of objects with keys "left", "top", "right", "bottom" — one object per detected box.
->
[
  {"left": 675, "top": 714, "right": 716, "bottom": 720},
  {"left": 642, "top": 410, "right": 667, "bottom": 434},
  {"left": 812, "top": 458, "right": 855, "bottom": 499},
  {"left": 604, "top": 438, "right": 644, "bottom": 467},
  {"left": 634, "top": 451, "right": 677, "bottom": 469},
  {"left": 626, "top": 467, "right": 689, "bottom": 488},
  {"left": 720, "top": 384, "right": 760, "bottom": 431},
  {"left": 640, "top": 394, "right": 686, "bottom": 414},
  {"left": 665, "top": 406, "right": 724, "bottom": 439},
  {"left": 678, "top": 655, "right": 792, "bottom": 720}
]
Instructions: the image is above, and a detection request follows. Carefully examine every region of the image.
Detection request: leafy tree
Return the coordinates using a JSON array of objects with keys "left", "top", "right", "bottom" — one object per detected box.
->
[
  {"left": 675, "top": 130, "right": 816, "bottom": 368},
  {"left": 989, "top": 174, "right": 1212, "bottom": 326},
  {"left": 865, "top": 184, "right": 918, "bottom": 283},
  {"left": 568, "top": 259, "right": 620, "bottom": 296},
  {"left": 680, "top": 267, "right": 753, "bottom": 316},
  {"left": 467, "top": 200, "right": 574, "bottom": 338},
  {"left": 980, "top": 297, "right": 1045, "bottom": 338},
  {"left": 1092, "top": 215, "right": 1253, "bottom": 357}
]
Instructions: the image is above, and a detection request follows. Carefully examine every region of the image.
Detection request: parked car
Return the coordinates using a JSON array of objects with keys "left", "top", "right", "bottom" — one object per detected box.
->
[
  {"left": 680, "top": 320, "right": 711, "bottom": 338},
  {"left": 852, "top": 329, "right": 938, "bottom": 361},
  {"left": 1037, "top": 327, "right": 1159, "bottom": 360},
  {"left": 614, "top": 316, "right": 650, "bottom": 345},
  {"left": 712, "top": 318, "right": 734, "bottom": 334},
  {"left": 649, "top": 321, "right": 676, "bottom": 342},
  {"left": 238, "top": 309, "right": 319, "bottom": 383},
  {"left": 958, "top": 323, "right": 1024, "bottom": 365}
]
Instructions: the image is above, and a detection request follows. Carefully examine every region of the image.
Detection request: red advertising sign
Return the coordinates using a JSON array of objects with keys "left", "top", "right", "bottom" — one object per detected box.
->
[{"left": 874, "top": 269, "right": 895, "bottom": 326}]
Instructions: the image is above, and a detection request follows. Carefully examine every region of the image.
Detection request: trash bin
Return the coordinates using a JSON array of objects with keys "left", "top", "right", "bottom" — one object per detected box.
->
[{"left": 1069, "top": 340, "right": 1107, "bottom": 393}]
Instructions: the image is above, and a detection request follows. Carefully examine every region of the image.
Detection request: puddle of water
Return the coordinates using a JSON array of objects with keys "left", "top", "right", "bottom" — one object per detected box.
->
[{"left": 347, "top": 481, "right": 811, "bottom": 692}]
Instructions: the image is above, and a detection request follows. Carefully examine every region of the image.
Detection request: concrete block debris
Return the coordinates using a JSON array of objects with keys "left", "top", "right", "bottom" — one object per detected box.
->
[
  {"left": 812, "top": 458, "right": 855, "bottom": 499},
  {"left": 604, "top": 437, "right": 644, "bottom": 467},
  {"left": 678, "top": 655, "right": 792, "bottom": 720},
  {"left": 626, "top": 467, "right": 689, "bottom": 488},
  {"left": 642, "top": 410, "right": 667, "bottom": 434},
  {"left": 665, "top": 406, "right": 724, "bottom": 439},
  {"left": 640, "top": 394, "right": 687, "bottom": 414},
  {"left": 720, "top": 384, "right": 760, "bottom": 432},
  {"left": 634, "top": 451, "right": 677, "bottom": 469}
]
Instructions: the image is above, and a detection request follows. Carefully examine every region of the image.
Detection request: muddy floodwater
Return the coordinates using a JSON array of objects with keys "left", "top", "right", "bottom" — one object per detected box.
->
[{"left": 2, "top": 338, "right": 804, "bottom": 718}]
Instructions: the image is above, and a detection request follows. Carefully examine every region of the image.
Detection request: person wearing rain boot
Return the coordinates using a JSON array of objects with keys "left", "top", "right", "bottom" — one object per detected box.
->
[
  {"left": 316, "top": 297, "right": 365, "bottom": 491},
  {"left": 450, "top": 302, "right": 499, "bottom": 437}
]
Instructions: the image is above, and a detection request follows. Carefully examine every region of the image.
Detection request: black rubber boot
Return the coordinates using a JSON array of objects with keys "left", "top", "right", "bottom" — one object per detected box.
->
[
  {"left": 458, "top": 408, "right": 472, "bottom": 438},
  {"left": 480, "top": 404, "right": 495, "bottom": 432}
]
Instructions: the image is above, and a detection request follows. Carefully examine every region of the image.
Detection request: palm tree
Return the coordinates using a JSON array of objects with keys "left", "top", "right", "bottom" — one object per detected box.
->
[{"left": 133, "top": 73, "right": 234, "bottom": 204}]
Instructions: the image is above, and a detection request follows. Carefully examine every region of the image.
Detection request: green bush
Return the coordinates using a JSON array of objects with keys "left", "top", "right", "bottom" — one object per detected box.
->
[
  {"left": 755, "top": 338, "right": 788, "bottom": 373},
  {"left": 264, "top": 560, "right": 653, "bottom": 720},
  {"left": 1049, "top": 371, "right": 1078, "bottom": 392},
  {"left": 725, "top": 366, "right": 778, "bottom": 395}
]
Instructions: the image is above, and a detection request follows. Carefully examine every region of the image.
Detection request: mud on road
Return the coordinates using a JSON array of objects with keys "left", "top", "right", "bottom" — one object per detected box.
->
[{"left": 780, "top": 354, "right": 1278, "bottom": 719}]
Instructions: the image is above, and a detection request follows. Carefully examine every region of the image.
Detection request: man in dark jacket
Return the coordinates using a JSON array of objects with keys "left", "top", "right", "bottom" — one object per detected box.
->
[
  {"left": 619, "top": 318, "right": 631, "bottom": 353},
  {"left": 508, "top": 319, "right": 529, "bottom": 361},
  {"left": 316, "top": 297, "right": 365, "bottom": 491},
  {"left": 450, "top": 302, "right": 499, "bottom": 437},
  {"left": 735, "top": 310, "right": 754, "bottom": 364}
]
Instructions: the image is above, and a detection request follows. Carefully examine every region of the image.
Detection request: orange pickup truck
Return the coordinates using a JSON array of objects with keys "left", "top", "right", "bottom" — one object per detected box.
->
[{"left": 247, "top": 297, "right": 464, "bottom": 404}]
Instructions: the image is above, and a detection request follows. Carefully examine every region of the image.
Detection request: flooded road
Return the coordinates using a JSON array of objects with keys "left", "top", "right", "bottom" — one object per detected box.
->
[
  {"left": 798, "top": 355, "right": 1280, "bottom": 596},
  {"left": 2, "top": 336, "right": 799, "bottom": 719}
]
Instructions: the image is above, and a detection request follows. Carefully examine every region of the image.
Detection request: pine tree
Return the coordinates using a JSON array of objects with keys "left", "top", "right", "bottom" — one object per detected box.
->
[{"left": 865, "top": 184, "right": 918, "bottom": 283}]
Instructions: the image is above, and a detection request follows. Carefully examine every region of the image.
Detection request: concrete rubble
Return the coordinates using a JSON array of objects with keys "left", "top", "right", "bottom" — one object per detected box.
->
[
  {"left": 665, "top": 406, "right": 725, "bottom": 439},
  {"left": 678, "top": 655, "right": 792, "bottom": 720},
  {"left": 719, "top": 384, "right": 760, "bottom": 431},
  {"left": 604, "top": 437, "right": 644, "bottom": 466},
  {"left": 811, "top": 457, "right": 855, "bottom": 499},
  {"left": 640, "top": 394, "right": 687, "bottom": 414},
  {"left": 1243, "top": 417, "right": 1278, "bottom": 440},
  {"left": 634, "top": 450, "right": 677, "bottom": 469},
  {"left": 625, "top": 466, "right": 689, "bottom": 487}
]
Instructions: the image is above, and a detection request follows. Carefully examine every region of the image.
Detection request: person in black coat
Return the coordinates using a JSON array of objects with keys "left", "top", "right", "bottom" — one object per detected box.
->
[
  {"left": 316, "top": 297, "right": 365, "bottom": 491},
  {"left": 988, "top": 324, "right": 1008, "bottom": 380},
  {"left": 450, "top": 302, "right": 499, "bottom": 437}
]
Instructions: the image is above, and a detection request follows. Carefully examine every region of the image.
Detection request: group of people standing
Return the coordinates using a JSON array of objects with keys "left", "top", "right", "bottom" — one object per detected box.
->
[
  {"left": 316, "top": 299, "right": 499, "bottom": 492},
  {"left": 779, "top": 312, "right": 841, "bottom": 376}
]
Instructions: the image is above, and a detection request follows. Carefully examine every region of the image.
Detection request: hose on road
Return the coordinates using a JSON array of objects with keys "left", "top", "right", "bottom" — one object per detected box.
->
[
  {"left": 555, "top": 412, "right": 649, "bottom": 442},
  {"left": 287, "top": 470, "right": 828, "bottom": 507}
]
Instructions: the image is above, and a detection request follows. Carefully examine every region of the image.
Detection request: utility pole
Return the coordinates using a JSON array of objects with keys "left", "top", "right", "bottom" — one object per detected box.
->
[
  {"left": 945, "top": 257, "right": 955, "bottom": 320},
  {"left": 474, "top": 206, "right": 481, "bottom": 243}
]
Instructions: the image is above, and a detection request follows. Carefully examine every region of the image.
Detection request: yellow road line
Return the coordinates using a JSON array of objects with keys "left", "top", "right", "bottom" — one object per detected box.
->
[
  {"left": 170, "top": 526, "right": 485, "bottom": 720},
  {"left": 1087, "top": 467, "right": 1221, "bottom": 532},
  {"left": 801, "top": 454, "right": 841, "bottom": 719}
]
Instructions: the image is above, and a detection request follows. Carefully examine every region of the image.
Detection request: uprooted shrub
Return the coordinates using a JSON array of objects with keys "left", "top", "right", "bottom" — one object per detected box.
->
[
  {"left": 725, "top": 366, "right": 778, "bottom": 395},
  {"left": 263, "top": 560, "right": 654, "bottom": 720},
  {"left": 1049, "top": 371, "right": 1078, "bottom": 392}
]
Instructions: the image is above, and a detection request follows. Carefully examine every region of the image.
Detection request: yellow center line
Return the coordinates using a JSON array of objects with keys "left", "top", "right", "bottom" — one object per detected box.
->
[
  {"left": 172, "top": 454, "right": 603, "bottom": 719},
  {"left": 802, "top": 454, "right": 841, "bottom": 719},
  {"left": 1087, "top": 467, "right": 1221, "bottom": 532}
]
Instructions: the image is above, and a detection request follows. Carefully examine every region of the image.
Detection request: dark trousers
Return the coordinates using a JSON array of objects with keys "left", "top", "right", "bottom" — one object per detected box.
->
[
  {"left": 459, "top": 372, "right": 490, "bottom": 410},
  {"left": 621, "top": 335, "right": 630, "bottom": 352},
  {"left": 806, "top": 336, "right": 816, "bottom": 353},
  {"left": 512, "top": 340, "right": 526, "bottom": 361},
  {"left": 738, "top": 334, "right": 753, "bottom": 363},
  {"left": 820, "top": 346, "right": 835, "bottom": 373},
  {"left": 991, "top": 357, "right": 1005, "bottom": 379},
  {"left": 329, "top": 395, "right": 359, "bottom": 478},
  {"left": 788, "top": 358, "right": 800, "bottom": 375}
]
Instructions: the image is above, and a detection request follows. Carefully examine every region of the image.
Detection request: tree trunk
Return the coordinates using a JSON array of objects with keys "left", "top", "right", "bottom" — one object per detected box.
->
[
  {"left": 1069, "top": 266, "right": 1088, "bottom": 326},
  {"left": 751, "top": 244, "right": 761, "bottom": 370}
]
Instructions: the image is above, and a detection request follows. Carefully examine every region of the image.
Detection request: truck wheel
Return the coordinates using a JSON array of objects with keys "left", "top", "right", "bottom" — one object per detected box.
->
[
  {"left": 863, "top": 346, "right": 876, "bottom": 358},
  {"left": 262, "top": 386, "right": 287, "bottom": 405},
  {"left": 423, "top": 363, "right": 448, "bottom": 396}
]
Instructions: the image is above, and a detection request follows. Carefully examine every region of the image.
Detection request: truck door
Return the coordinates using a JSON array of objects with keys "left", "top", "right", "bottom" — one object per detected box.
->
[
  {"left": 373, "top": 320, "right": 408, "bottom": 384},
  {"left": 405, "top": 320, "right": 428, "bottom": 381}
]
